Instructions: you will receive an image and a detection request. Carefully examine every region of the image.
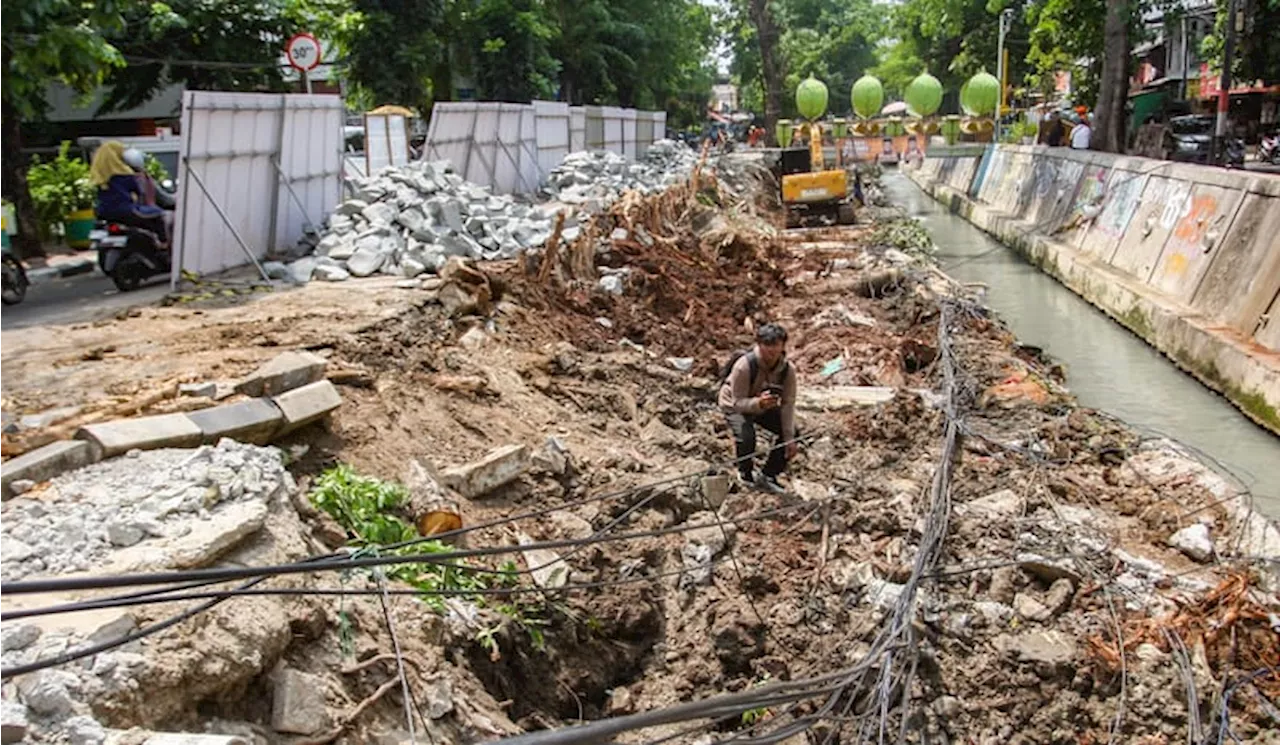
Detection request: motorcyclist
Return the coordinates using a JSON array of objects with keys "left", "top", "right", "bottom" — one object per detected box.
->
[
  {"left": 122, "top": 148, "right": 175, "bottom": 241},
  {"left": 90, "top": 141, "right": 169, "bottom": 249}
]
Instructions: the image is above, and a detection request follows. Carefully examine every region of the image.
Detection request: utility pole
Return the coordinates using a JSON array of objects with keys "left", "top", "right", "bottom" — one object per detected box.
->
[
  {"left": 996, "top": 8, "right": 1015, "bottom": 143},
  {"left": 1213, "top": 0, "right": 1237, "bottom": 163}
]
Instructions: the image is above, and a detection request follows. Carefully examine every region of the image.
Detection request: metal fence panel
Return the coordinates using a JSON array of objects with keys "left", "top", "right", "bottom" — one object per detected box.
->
[
  {"left": 570, "top": 108, "right": 586, "bottom": 152},
  {"left": 173, "top": 91, "right": 343, "bottom": 284},
  {"left": 276, "top": 95, "right": 344, "bottom": 253}
]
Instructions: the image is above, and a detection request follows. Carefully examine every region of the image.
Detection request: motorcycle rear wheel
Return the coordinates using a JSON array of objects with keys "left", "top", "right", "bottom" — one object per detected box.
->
[
  {"left": 111, "top": 265, "right": 143, "bottom": 292},
  {"left": 2, "top": 257, "right": 28, "bottom": 305}
]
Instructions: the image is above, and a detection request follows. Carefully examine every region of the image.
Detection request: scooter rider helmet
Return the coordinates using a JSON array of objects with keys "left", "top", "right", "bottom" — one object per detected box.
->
[{"left": 122, "top": 148, "right": 146, "bottom": 172}]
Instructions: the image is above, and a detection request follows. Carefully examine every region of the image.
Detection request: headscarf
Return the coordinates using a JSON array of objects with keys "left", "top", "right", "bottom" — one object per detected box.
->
[{"left": 89, "top": 141, "right": 134, "bottom": 188}]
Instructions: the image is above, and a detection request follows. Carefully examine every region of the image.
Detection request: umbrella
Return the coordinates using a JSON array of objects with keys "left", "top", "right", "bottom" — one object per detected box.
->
[
  {"left": 368, "top": 105, "right": 417, "bottom": 117},
  {"left": 880, "top": 101, "right": 908, "bottom": 115}
]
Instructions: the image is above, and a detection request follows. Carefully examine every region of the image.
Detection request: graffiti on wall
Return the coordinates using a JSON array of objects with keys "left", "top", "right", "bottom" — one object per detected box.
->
[{"left": 1095, "top": 172, "right": 1147, "bottom": 240}]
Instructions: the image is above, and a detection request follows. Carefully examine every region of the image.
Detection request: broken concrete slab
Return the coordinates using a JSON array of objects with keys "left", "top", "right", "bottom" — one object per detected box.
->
[
  {"left": 1168, "top": 523, "right": 1214, "bottom": 562},
  {"left": 996, "top": 631, "right": 1078, "bottom": 665},
  {"left": 271, "top": 668, "right": 331, "bottom": 735},
  {"left": 1017, "top": 553, "right": 1083, "bottom": 585},
  {"left": 0, "top": 700, "right": 28, "bottom": 745},
  {"left": 2, "top": 439, "right": 96, "bottom": 499},
  {"left": 77, "top": 414, "right": 204, "bottom": 460},
  {"left": 796, "top": 386, "right": 896, "bottom": 411},
  {"left": 271, "top": 380, "right": 343, "bottom": 435},
  {"left": 439, "top": 444, "right": 529, "bottom": 499},
  {"left": 517, "top": 532, "right": 570, "bottom": 589},
  {"left": 167, "top": 501, "right": 270, "bottom": 569},
  {"left": 701, "top": 474, "right": 729, "bottom": 509},
  {"left": 958, "top": 488, "right": 1024, "bottom": 519},
  {"left": 187, "top": 399, "right": 284, "bottom": 446},
  {"left": 179, "top": 382, "right": 218, "bottom": 399},
  {"left": 314, "top": 264, "right": 350, "bottom": 281},
  {"left": 236, "top": 351, "right": 328, "bottom": 398}
]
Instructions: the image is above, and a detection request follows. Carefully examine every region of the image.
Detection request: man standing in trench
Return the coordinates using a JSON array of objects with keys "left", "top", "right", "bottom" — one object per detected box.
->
[{"left": 719, "top": 323, "right": 799, "bottom": 493}]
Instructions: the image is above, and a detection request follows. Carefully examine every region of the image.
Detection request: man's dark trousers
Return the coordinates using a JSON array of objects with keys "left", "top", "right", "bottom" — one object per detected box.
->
[{"left": 726, "top": 410, "right": 792, "bottom": 479}]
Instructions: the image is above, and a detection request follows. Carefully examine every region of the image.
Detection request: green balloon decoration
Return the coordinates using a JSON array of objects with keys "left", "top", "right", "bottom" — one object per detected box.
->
[
  {"left": 796, "top": 76, "right": 829, "bottom": 121},
  {"left": 904, "top": 71, "right": 943, "bottom": 118},
  {"left": 851, "top": 75, "right": 884, "bottom": 120}
]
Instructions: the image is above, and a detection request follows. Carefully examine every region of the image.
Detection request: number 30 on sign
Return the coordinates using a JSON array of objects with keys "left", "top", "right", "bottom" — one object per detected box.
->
[{"left": 285, "top": 33, "right": 322, "bottom": 72}]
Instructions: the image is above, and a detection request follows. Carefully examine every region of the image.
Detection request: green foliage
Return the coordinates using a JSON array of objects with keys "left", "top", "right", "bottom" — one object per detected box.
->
[
  {"left": 308, "top": 464, "right": 510, "bottom": 613},
  {"left": 26, "top": 142, "right": 94, "bottom": 237},
  {"left": 1002, "top": 117, "right": 1039, "bottom": 143},
  {"left": 309, "top": 463, "right": 417, "bottom": 546},
  {"left": 472, "top": 0, "right": 560, "bottom": 102},
  {"left": 1200, "top": 0, "right": 1280, "bottom": 86},
  {"left": 870, "top": 217, "right": 935, "bottom": 254},
  {"left": 143, "top": 154, "right": 169, "bottom": 184}
]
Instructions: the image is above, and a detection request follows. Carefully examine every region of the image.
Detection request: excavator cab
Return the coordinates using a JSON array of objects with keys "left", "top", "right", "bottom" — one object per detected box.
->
[{"left": 780, "top": 121, "right": 859, "bottom": 228}]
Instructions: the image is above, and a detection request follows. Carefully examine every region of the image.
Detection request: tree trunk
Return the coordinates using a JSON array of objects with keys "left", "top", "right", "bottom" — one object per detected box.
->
[
  {"left": 0, "top": 97, "right": 46, "bottom": 259},
  {"left": 748, "top": 0, "right": 784, "bottom": 146},
  {"left": 1092, "top": 0, "right": 1130, "bottom": 153}
]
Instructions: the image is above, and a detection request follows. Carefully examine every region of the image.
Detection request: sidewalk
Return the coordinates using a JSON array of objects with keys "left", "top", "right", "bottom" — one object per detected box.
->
[{"left": 20, "top": 244, "right": 96, "bottom": 284}]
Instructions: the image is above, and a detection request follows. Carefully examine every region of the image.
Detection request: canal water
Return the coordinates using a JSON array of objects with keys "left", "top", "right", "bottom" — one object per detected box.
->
[{"left": 885, "top": 172, "right": 1280, "bottom": 519}]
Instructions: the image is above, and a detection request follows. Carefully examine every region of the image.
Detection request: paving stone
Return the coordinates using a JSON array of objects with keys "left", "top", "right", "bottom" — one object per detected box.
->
[
  {"left": 2, "top": 440, "right": 95, "bottom": 499},
  {"left": 272, "top": 381, "right": 343, "bottom": 435},
  {"left": 701, "top": 474, "right": 729, "bottom": 509},
  {"left": 235, "top": 351, "right": 327, "bottom": 398},
  {"left": 187, "top": 399, "right": 284, "bottom": 445},
  {"left": 179, "top": 382, "right": 218, "bottom": 398},
  {"left": 796, "top": 386, "right": 897, "bottom": 411},
  {"left": 271, "top": 668, "right": 331, "bottom": 735},
  {"left": 1, "top": 700, "right": 28, "bottom": 745},
  {"left": 314, "top": 264, "right": 350, "bottom": 281},
  {"left": 440, "top": 444, "right": 529, "bottom": 499},
  {"left": 76, "top": 414, "right": 203, "bottom": 460},
  {"left": 346, "top": 245, "right": 386, "bottom": 277},
  {"left": 1168, "top": 523, "right": 1214, "bottom": 562}
]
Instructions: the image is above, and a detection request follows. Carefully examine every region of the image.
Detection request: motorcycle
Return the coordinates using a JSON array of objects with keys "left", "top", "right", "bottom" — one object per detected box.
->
[
  {"left": 90, "top": 221, "right": 171, "bottom": 292},
  {"left": 2, "top": 244, "right": 28, "bottom": 305},
  {"left": 1261, "top": 132, "right": 1280, "bottom": 166},
  {"left": 90, "top": 178, "right": 176, "bottom": 292},
  {"left": 1223, "top": 137, "right": 1247, "bottom": 169}
]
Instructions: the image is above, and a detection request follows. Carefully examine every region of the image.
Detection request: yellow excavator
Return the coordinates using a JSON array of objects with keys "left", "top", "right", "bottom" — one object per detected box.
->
[{"left": 778, "top": 77, "right": 862, "bottom": 228}]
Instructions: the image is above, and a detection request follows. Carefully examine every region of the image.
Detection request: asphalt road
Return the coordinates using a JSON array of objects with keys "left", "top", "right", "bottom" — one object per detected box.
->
[{"left": 1, "top": 270, "right": 170, "bottom": 331}]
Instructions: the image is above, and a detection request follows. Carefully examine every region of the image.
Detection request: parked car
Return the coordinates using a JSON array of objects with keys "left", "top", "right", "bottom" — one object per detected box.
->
[{"left": 1162, "top": 115, "right": 1215, "bottom": 163}]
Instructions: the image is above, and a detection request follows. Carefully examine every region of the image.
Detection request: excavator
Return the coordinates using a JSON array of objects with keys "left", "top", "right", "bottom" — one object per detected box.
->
[{"left": 775, "top": 78, "right": 862, "bottom": 229}]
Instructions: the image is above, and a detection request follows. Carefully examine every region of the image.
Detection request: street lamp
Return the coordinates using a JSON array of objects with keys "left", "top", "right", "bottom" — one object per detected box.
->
[{"left": 995, "top": 8, "right": 1014, "bottom": 143}]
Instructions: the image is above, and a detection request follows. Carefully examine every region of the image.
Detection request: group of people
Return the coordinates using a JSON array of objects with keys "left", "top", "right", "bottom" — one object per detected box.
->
[
  {"left": 1039, "top": 107, "right": 1092, "bottom": 150},
  {"left": 88, "top": 140, "right": 173, "bottom": 249}
]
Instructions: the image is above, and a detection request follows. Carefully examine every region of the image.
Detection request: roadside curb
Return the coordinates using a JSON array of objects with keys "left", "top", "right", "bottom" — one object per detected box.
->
[{"left": 26, "top": 257, "right": 96, "bottom": 284}]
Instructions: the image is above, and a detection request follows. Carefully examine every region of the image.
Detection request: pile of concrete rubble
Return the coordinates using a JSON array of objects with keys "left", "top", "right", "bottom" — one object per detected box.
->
[
  {"left": 541, "top": 140, "right": 699, "bottom": 207},
  {"left": 283, "top": 141, "right": 697, "bottom": 284}
]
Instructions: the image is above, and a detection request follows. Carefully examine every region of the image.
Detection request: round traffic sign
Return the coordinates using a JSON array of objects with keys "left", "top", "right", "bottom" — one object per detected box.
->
[{"left": 285, "top": 33, "right": 322, "bottom": 72}]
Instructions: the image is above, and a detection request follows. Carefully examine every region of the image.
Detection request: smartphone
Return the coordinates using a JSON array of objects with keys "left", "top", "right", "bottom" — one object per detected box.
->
[{"left": 764, "top": 384, "right": 784, "bottom": 397}]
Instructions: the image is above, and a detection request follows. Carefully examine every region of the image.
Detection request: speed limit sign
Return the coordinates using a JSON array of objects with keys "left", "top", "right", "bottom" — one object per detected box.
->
[{"left": 285, "top": 33, "right": 322, "bottom": 72}]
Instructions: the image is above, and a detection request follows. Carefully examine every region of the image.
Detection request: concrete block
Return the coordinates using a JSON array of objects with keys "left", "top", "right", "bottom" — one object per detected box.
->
[
  {"left": 700, "top": 474, "right": 729, "bottom": 509},
  {"left": 271, "top": 669, "right": 330, "bottom": 735},
  {"left": 76, "top": 414, "right": 203, "bottom": 460},
  {"left": 2, "top": 440, "right": 96, "bottom": 499},
  {"left": 440, "top": 444, "right": 529, "bottom": 499},
  {"left": 0, "top": 440, "right": 94, "bottom": 499},
  {"left": 1, "top": 700, "right": 29, "bottom": 745},
  {"left": 272, "top": 381, "right": 342, "bottom": 435},
  {"left": 187, "top": 399, "right": 283, "bottom": 445},
  {"left": 235, "top": 351, "right": 327, "bottom": 398}
]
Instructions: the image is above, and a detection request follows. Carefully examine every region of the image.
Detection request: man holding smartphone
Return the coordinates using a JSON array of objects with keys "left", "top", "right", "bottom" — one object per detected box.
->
[{"left": 718, "top": 324, "right": 799, "bottom": 493}]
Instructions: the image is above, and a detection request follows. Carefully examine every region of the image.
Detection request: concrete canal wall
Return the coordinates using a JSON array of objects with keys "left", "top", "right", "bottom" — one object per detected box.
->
[{"left": 906, "top": 144, "right": 1280, "bottom": 434}]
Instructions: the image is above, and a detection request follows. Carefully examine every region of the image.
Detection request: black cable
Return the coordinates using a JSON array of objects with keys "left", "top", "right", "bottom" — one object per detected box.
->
[
  {"left": 3, "top": 438, "right": 818, "bottom": 598},
  {"left": 1, "top": 556, "right": 732, "bottom": 621}
]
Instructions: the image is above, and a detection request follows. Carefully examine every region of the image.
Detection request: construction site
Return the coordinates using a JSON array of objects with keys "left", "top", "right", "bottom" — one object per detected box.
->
[{"left": 2, "top": 147, "right": 1278, "bottom": 745}]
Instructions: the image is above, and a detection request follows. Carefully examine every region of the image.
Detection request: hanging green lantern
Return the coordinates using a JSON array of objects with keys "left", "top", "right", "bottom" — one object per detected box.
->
[
  {"left": 904, "top": 71, "right": 943, "bottom": 118},
  {"left": 796, "top": 76, "right": 829, "bottom": 121},
  {"left": 963, "top": 71, "right": 1000, "bottom": 117},
  {"left": 851, "top": 75, "right": 884, "bottom": 120}
]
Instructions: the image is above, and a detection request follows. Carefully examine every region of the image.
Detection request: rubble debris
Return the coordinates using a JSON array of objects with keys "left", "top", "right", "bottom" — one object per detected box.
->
[
  {"left": 439, "top": 444, "right": 529, "bottom": 499},
  {"left": 0, "top": 439, "right": 293, "bottom": 580},
  {"left": 235, "top": 351, "right": 328, "bottom": 398},
  {"left": 1167, "top": 522, "right": 1214, "bottom": 562},
  {"left": 542, "top": 141, "right": 698, "bottom": 208},
  {"left": 270, "top": 668, "right": 331, "bottom": 735},
  {"left": 0, "top": 700, "right": 29, "bottom": 745}
]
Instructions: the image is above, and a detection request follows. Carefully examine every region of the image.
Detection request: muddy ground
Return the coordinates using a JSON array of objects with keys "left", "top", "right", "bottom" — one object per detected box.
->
[{"left": 1, "top": 163, "right": 1278, "bottom": 744}]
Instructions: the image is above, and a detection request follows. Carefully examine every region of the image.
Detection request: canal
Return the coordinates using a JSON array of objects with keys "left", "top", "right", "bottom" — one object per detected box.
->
[{"left": 885, "top": 172, "right": 1280, "bottom": 519}]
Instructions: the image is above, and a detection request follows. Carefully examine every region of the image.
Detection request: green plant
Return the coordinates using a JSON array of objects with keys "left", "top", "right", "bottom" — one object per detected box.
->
[
  {"left": 870, "top": 217, "right": 935, "bottom": 254},
  {"left": 26, "top": 142, "right": 94, "bottom": 239},
  {"left": 308, "top": 464, "right": 510, "bottom": 612},
  {"left": 143, "top": 154, "right": 169, "bottom": 184},
  {"left": 1002, "top": 119, "right": 1039, "bottom": 144}
]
